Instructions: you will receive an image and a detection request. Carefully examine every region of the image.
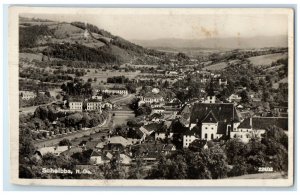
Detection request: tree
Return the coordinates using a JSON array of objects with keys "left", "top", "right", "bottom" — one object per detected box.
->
[
  {"left": 240, "top": 90, "right": 250, "bottom": 104},
  {"left": 188, "top": 139, "right": 207, "bottom": 152},
  {"left": 56, "top": 94, "right": 61, "bottom": 100},
  {"left": 58, "top": 139, "right": 72, "bottom": 146}
]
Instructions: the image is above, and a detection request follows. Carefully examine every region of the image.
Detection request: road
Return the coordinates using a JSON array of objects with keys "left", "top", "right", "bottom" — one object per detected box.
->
[
  {"left": 109, "top": 94, "right": 135, "bottom": 104},
  {"left": 34, "top": 112, "right": 112, "bottom": 148},
  {"left": 19, "top": 100, "right": 58, "bottom": 115}
]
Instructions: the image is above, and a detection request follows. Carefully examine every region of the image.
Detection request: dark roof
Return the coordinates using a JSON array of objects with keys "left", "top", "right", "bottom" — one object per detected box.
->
[
  {"left": 217, "top": 121, "right": 228, "bottom": 135},
  {"left": 238, "top": 117, "right": 288, "bottom": 130},
  {"left": 190, "top": 103, "right": 240, "bottom": 124},
  {"left": 170, "top": 119, "right": 189, "bottom": 134},
  {"left": 143, "top": 123, "right": 164, "bottom": 132},
  {"left": 202, "top": 111, "right": 218, "bottom": 123},
  {"left": 85, "top": 141, "right": 100, "bottom": 150}
]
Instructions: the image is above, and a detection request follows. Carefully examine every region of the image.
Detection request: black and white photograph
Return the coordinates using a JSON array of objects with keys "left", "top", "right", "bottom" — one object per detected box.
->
[{"left": 8, "top": 7, "right": 294, "bottom": 186}]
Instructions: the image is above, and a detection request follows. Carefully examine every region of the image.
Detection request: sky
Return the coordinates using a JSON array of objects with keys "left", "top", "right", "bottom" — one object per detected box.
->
[{"left": 21, "top": 9, "right": 289, "bottom": 41}]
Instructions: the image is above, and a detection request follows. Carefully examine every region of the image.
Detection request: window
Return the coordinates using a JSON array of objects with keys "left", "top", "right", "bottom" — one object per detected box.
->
[
  {"left": 205, "top": 133, "right": 207, "bottom": 139},
  {"left": 211, "top": 127, "right": 214, "bottom": 130},
  {"left": 205, "top": 127, "right": 208, "bottom": 129},
  {"left": 211, "top": 134, "right": 214, "bottom": 139}
]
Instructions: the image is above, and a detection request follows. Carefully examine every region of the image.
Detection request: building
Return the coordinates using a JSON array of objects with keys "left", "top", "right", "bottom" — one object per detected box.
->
[
  {"left": 69, "top": 101, "right": 83, "bottom": 111},
  {"left": 103, "top": 88, "right": 128, "bottom": 95},
  {"left": 90, "top": 151, "right": 112, "bottom": 165},
  {"left": 182, "top": 102, "right": 241, "bottom": 147},
  {"left": 35, "top": 146, "right": 69, "bottom": 157},
  {"left": 92, "top": 95, "right": 103, "bottom": 101},
  {"left": 232, "top": 117, "right": 288, "bottom": 143},
  {"left": 203, "top": 95, "right": 216, "bottom": 104},
  {"left": 138, "top": 93, "right": 164, "bottom": 106},
  {"left": 87, "top": 101, "right": 102, "bottom": 111},
  {"left": 19, "top": 90, "right": 36, "bottom": 100},
  {"left": 227, "top": 94, "right": 242, "bottom": 103},
  {"left": 151, "top": 107, "right": 165, "bottom": 114},
  {"left": 219, "top": 78, "right": 228, "bottom": 85}
]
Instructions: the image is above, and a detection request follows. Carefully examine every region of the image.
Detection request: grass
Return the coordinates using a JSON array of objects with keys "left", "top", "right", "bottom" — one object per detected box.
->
[
  {"left": 81, "top": 69, "right": 140, "bottom": 83},
  {"left": 203, "top": 62, "right": 227, "bottom": 71},
  {"left": 248, "top": 52, "right": 288, "bottom": 67}
]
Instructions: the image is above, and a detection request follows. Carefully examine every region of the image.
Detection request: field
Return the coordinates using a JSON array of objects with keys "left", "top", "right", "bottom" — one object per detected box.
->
[
  {"left": 81, "top": 69, "right": 141, "bottom": 83},
  {"left": 112, "top": 113, "right": 135, "bottom": 126},
  {"left": 203, "top": 62, "right": 227, "bottom": 71},
  {"left": 248, "top": 52, "right": 288, "bottom": 67}
]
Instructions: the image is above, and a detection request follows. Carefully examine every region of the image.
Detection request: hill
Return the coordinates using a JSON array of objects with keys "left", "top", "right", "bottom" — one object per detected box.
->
[
  {"left": 19, "top": 17, "right": 165, "bottom": 65},
  {"left": 133, "top": 36, "right": 288, "bottom": 49}
]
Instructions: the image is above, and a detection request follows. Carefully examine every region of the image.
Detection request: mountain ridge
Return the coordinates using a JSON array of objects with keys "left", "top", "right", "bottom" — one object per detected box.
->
[{"left": 132, "top": 36, "right": 288, "bottom": 49}]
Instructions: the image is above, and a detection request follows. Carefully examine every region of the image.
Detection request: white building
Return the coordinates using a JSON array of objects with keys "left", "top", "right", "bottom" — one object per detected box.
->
[
  {"left": 69, "top": 101, "right": 83, "bottom": 111},
  {"left": 87, "top": 101, "right": 102, "bottom": 111},
  {"left": 19, "top": 90, "right": 36, "bottom": 100},
  {"left": 103, "top": 88, "right": 128, "bottom": 95},
  {"left": 182, "top": 102, "right": 241, "bottom": 148},
  {"left": 231, "top": 117, "right": 288, "bottom": 143}
]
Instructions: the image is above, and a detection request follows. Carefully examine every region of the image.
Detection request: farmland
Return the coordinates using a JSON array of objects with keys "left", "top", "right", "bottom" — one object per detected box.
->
[
  {"left": 203, "top": 62, "right": 227, "bottom": 71},
  {"left": 248, "top": 52, "right": 288, "bottom": 67}
]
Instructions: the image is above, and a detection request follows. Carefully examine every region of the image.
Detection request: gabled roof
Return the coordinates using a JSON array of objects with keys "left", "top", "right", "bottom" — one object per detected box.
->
[
  {"left": 201, "top": 111, "right": 218, "bottom": 123},
  {"left": 190, "top": 103, "right": 240, "bottom": 124},
  {"left": 108, "top": 136, "right": 130, "bottom": 147},
  {"left": 85, "top": 141, "right": 100, "bottom": 150}
]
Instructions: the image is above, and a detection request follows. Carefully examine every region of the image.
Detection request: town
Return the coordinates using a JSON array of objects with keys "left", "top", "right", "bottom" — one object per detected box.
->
[{"left": 18, "top": 17, "right": 289, "bottom": 180}]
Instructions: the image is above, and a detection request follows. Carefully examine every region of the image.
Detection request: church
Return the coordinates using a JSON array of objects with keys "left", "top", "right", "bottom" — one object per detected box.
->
[{"left": 182, "top": 96, "right": 241, "bottom": 148}]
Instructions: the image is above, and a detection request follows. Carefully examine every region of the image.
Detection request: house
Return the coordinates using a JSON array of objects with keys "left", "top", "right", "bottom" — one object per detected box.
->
[
  {"left": 203, "top": 95, "right": 217, "bottom": 104},
  {"left": 86, "top": 100, "right": 102, "bottom": 111},
  {"left": 232, "top": 117, "right": 288, "bottom": 143},
  {"left": 19, "top": 90, "right": 36, "bottom": 100},
  {"left": 138, "top": 93, "right": 164, "bottom": 106},
  {"left": 108, "top": 136, "right": 131, "bottom": 147},
  {"left": 60, "top": 147, "right": 83, "bottom": 157},
  {"left": 69, "top": 101, "right": 83, "bottom": 111},
  {"left": 227, "top": 94, "right": 242, "bottom": 103},
  {"left": 219, "top": 78, "right": 228, "bottom": 85},
  {"left": 182, "top": 102, "right": 241, "bottom": 147},
  {"left": 155, "top": 121, "right": 173, "bottom": 140},
  {"left": 103, "top": 87, "right": 128, "bottom": 95},
  {"left": 151, "top": 107, "right": 165, "bottom": 114},
  {"left": 102, "top": 102, "right": 113, "bottom": 109},
  {"left": 119, "top": 154, "right": 132, "bottom": 165},
  {"left": 35, "top": 146, "right": 69, "bottom": 157},
  {"left": 92, "top": 95, "right": 102, "bottom": 101},
  {"left": 90, "top": 151, "right": 112, "bottom": 165},
  {"left": 139, "top": 123, "right": 164, "bottom": 136},
  {"left": 127, "top": 128, "right": 146, "bottom": 144},
  {"left": 162, "top": 144, "right": 176, "bottom": 154}
]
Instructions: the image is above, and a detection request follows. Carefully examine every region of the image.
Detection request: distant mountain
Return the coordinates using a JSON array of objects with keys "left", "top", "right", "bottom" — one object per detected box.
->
[
  {"left": 19, "top": 17, "right": 165, "bottom": 65},
  {"left": 132, "top": 36, "right": 288, "bottom": 49}
]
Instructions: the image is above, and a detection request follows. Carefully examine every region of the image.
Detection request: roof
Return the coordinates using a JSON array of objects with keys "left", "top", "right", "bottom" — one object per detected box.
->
[
  {"left": 60, "top": 147, "right": 83, "bottom": 156},
  {"left": 143, "top": 92, "right": 163, "bottom": 99},
  {"left": 217, "top": 121, "right": 228, "bottom": 135},
  {"left": 107, "top": 87, "right": 127, "bottom": 91},
  {"left": 85, "top": 141, "right": 100, "bottom": 150},
  {"left": 238, "top": 117, "right": 288, "bottom": 130},
  {"left": 190, "top": 103, "right": 240, "bottom": 124},
  {"left": 170, "top": 119, "right": 189, "bottom": 133},
  {"left": 108, "top": 136, "right": 130, "bottom": 147},
  {"left": 37, "top": 146, "right": 69, "bottom": 156},
  {"left": 142, "top": 123, "right": 164, "bottom": 133},
  {"left": 201, "top": 111, "right": 218, "bottom": 123}
]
